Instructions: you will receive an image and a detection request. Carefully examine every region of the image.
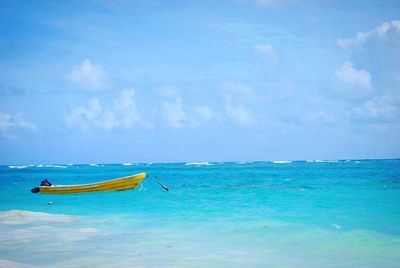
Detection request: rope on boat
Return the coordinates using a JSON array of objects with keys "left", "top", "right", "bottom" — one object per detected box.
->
[{"left": 148, "top": 174, "right": 169, "bottom": 191}]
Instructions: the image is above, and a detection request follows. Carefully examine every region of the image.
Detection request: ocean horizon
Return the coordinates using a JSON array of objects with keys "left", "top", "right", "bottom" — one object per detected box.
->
[
  {"left": 1, "top": 159, "right": 399, "bottom": 267},
  {"left": 3, "top": 157, "right": 400, "bottom": 166}
]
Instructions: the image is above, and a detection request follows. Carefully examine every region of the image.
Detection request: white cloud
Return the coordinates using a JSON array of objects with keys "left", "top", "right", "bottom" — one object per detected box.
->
[
  {"left": 253, "top": 43, "right": 277, "bottom": 59},
  {"left": 303, "top": 110, "right": 336, "bottom": 125},
  {"left": 352, "top": 98, "right": 398, "bottom": 121},
  {"left": 335, "top": 20, "right": 400, "bottom": 124},
  {"left": 221, "top": 82, "right": 260, "bottom": 126},
  {"left": 161, "top": 97, "right": 215, "bottom": 128},
  {"left": 66, "top": 88, "right": 151, "bottom": 130},
  {"left": 66, "top": 59, "right": 107, "bottom": 90},
  {"left": 337, "top": 20, "right": 400, "bottom": 48},
  {"left": 161, "top": 97, "right": 187, "bottom": 128},
  {"left": 335, "top": 62, "right": 372, "bottom": 90},
  {"left": 195, "top": 106, "right": 215, "bottom": 122},
  {"left": 155, "top": 85, "right": 180, "bottom": 97},
  {"left": 67, "top": 98, "right": 103, "bottom": 129},
  {"left": 160, "top": 82, "right": 261, "bottom": 128},
  {"left": 392, "top": 20, "right": 400, "bottom": 31},
  {"left": 0, "top": 113, "right": 37, "bottom": 136},
  {"left": 222, "top": 81, "right": 253, "bottom": 96},
  {"left": 113, "top": 89, "right": 143, "bottom": 128},
  {"left": 225, "top": 101, "right": 258, "bottom": 126}
]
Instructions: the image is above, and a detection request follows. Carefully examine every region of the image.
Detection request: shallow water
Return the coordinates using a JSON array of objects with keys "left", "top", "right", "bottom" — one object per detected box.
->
[{"left": 0, "top": 160, "right": 399, "bottom": 267}]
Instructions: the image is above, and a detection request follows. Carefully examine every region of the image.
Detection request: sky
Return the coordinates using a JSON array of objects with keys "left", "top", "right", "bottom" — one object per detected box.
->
[{"left": 0, "top": 0, "right": 399, "bottom": 164}]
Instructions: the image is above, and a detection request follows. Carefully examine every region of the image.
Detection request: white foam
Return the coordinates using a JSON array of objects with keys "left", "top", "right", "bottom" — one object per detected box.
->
[
  {"left": 8, "top": 165, "right": 29, "bottom": 169},
  {"left": 35, "top": 164, "right": 65, "bottom": 168},
  {"left": 0, "top": 211, "right": 102, "bottom": 249},
  {"left": 0, "top": 210, "right": 78, "bottom": 225},
  {"left": 53, "top": 165, "right": 67, "bottom": 168},
  {"left": 306, "top": 160, "right": 338, "bottom": 163},
  {"left": 122, "top": 163, "right": 133, "bottom": 166},
  {"left": 0, "top": 259, "right": 36, "bottom": 268},
  {"left": 89, "top": 164, "right": 99, "bottom": 166},
  {"left": 3, "top": 225, "right": 101, "bottom": 243},
  {"left": 272, "top": 160, "right": 292, "bottom": 164},
  {"left": 0, "top": 214, "right": 398, "bottom": 268},
  {"left": 185, "top": 162, "right": 213, "bottom": 166}
]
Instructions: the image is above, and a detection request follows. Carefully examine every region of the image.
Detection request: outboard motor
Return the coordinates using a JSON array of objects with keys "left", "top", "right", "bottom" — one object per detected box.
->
[{"left": 30, "top": 187, "right": 40, "bottom": 193}]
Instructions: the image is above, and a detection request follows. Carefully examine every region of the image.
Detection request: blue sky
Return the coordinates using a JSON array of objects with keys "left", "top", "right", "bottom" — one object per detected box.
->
[{"left": 0, "top": 0, "right": 399, "bottom": 164}]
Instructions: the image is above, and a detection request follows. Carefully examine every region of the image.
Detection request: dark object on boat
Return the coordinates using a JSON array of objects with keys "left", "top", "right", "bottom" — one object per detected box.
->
[
  {"left": 40, "top": 179, "right": 52, "bottom": 186},
  {"left": 31, "top": 179, "right": 52, "bottom": 193},
  {"left": 31, "top": 187, "right": 40, "bottom": 193}
]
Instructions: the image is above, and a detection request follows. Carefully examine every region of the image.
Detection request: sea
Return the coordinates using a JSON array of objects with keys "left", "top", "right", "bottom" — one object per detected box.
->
[{"left": 0, "top": 159, "right": 399, "bottom": 267}]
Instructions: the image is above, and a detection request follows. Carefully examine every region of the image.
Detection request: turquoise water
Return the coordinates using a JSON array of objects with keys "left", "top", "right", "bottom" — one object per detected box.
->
[{"left": 0, "top": 160, "right": 399, "bottom": 267}]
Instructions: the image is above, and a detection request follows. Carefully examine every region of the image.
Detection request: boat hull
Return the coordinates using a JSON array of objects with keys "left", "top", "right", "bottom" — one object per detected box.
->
[{"left": 37, "top": 173, "right": 147, "bottom": 194}]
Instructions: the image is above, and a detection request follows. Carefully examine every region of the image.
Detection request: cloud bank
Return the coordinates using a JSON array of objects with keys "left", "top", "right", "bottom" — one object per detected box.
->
[
  {"left": 335, "top": 20, "right": 400, "bottom": 123},
  {"left": 161, "top": 97, "right": 216, "bottom": 128},
  {"left": 67, "top": 89, "right": 152, "bottom": 130},
  {"left": 352, "top": 96, "right": 399, "bottom": 122}
]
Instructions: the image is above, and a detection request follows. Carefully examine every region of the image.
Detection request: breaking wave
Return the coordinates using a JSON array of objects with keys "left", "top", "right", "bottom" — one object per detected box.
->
[
  {"left": 34, "top": 164, "right": 67, "bottom": 168},
  {"left": 272, "top": 160, "right": 292, "bottom": 164},
  {"left": 8, "top": 165, "right": 30, "bottom": 169},
  {"left": 185, "top": 162, "right": 213, "bottom": 166},
  {"left": 307, "top": 160, "right": 339, "bottom": 163}
]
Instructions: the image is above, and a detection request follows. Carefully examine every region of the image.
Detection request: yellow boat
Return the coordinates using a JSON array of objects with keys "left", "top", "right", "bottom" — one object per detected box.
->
[{"left": 31, "top": 172, "right": 147, "bottom": 194}]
